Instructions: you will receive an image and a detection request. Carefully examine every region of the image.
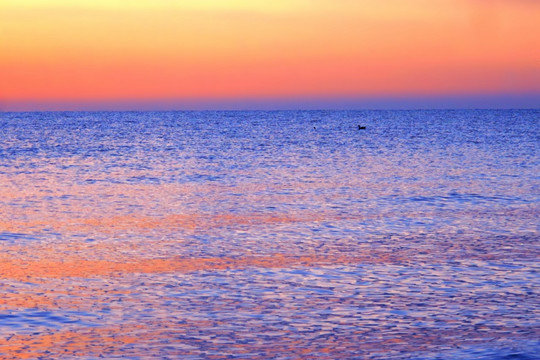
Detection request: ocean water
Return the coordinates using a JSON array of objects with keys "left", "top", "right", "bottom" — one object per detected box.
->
[{"left": 0, "top": 110, "right": 538, "bottom": 359}]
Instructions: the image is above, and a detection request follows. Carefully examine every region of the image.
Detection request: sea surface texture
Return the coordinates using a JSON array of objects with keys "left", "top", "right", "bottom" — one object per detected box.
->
[{"left": 0, "top": 110, "right": 538, "bottom": 359}]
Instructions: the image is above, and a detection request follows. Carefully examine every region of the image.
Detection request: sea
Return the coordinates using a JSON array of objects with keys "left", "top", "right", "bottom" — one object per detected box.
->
[{"left": 0, "top": 110, "right": 538, "bottom": 359}]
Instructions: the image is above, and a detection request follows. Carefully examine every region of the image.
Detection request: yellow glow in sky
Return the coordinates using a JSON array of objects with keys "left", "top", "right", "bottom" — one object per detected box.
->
[
  {"left": 1, "top": 0, "right": 539, "bottom": 107},
  {"left": 1, "top": 0, "right": 312, "bottom": 12}
]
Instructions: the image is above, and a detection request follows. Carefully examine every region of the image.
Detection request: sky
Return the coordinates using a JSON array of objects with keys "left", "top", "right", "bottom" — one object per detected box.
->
[{"left": 1, "top": 0, "right": 539, "bottom": 110}]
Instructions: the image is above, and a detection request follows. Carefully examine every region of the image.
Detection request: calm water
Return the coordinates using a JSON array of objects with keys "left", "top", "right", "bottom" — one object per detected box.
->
[{"left": 0, "top": 110, "right": 538, "bottom": 359}]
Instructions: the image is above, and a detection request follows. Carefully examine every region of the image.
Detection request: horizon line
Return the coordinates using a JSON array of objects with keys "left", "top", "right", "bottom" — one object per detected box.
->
[{"left": 1, "top": 93, "right": 539, "bottom": 112}]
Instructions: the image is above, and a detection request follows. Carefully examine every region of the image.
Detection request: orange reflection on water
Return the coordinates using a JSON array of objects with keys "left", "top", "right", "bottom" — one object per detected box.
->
[
  {"left": 0, "top": 253, "right": 376, "bottom": 281},
  {"left": 2, "top": 204, "right": 535, "bottom": 239},
  {"left": 1, "top": 319, "right": 538, "bottom": 360},
  {"left": 0, "top": 325, "right": 142, "bottom": 360},
  {"left": 0, "top": 213, "right": 275, "bottom": 231}
]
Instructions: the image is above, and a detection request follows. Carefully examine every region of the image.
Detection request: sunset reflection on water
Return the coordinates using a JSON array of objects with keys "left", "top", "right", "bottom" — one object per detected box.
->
[{"left": 0, "top": 110, "right": 538, "bottom": 359}]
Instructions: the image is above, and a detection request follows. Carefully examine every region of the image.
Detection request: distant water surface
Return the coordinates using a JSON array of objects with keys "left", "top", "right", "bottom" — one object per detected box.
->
[{"left": 0, "top": 110, "right": 538, "bottom": 359}]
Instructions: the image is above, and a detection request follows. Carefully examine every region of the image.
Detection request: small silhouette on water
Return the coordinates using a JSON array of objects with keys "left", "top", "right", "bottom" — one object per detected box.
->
[{"left": 358, "top": 125, "right": 366, "bottom": 130}]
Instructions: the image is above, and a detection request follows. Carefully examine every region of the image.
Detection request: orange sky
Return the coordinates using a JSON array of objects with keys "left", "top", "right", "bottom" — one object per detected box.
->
[{"left": 1, "top": 0, "right": 539, "bottom": 109}]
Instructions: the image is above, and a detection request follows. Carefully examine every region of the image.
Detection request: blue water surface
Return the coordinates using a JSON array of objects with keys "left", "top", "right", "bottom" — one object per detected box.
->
[{"left": 0, "top": 110, "right": 538, "bottom": 359}]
